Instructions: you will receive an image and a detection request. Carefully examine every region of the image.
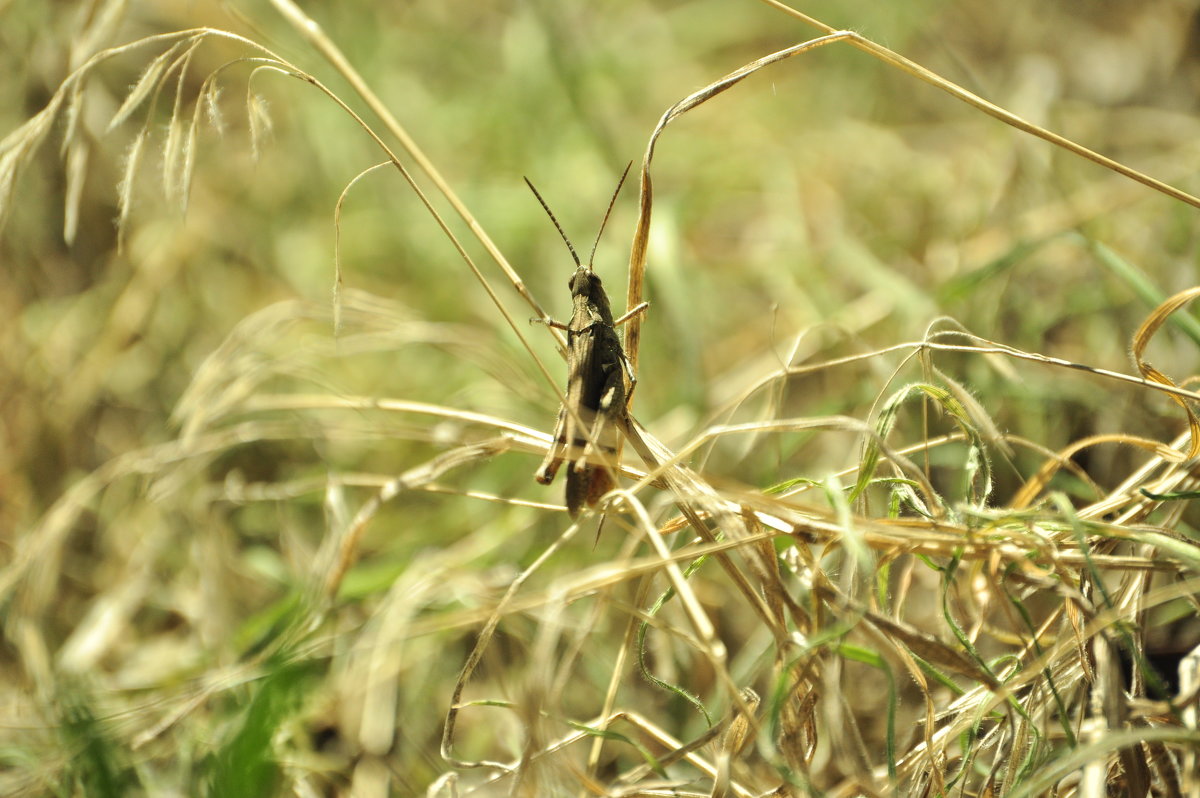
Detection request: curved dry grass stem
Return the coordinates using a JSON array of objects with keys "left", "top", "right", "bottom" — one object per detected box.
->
[
  {"left": 760, "top": 0, "right": 1200, "bottom": 210},
  {"left": 1011, "top": 433, "right": 1184, "bottom": 511},
  {"left": 624, "top": 5, "right": 1199, "bottom": 380},
  {"left": 625, "top": 30, "right": 859, "bottom": 374},
  {"left": 316, "top": 440, "right": 508, "bottom": 602},
  {"left": 266, "top": 0, "right": 561, "bottom": 334},
  {"left": 440, "top": 515, "right": 584, "bottom": 772},
  {"left": 1131, "top": 286, "right": 1200, "bottom": 459}
]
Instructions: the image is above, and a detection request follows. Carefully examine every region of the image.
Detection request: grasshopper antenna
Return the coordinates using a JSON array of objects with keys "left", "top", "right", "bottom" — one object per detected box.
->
[
  {"left": 585, "top": 161, "right": 633, "bottom": 270},
  {"left": 524, "top": 177, "right": 582, "bottom": 268}
]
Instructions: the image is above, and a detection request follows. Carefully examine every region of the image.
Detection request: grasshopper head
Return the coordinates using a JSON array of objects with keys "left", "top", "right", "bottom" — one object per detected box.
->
[{"left": 569, "top": 265, "right": 602, "bottom": 298}]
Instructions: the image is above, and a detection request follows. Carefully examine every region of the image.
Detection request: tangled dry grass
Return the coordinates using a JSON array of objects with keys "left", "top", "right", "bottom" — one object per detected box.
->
[{"left": 2, "top": 1, "right": 1200, "bottom": 796}]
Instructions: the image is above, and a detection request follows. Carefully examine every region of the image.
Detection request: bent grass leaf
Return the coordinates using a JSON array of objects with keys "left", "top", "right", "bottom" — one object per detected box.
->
[
  {"left": 566, "top": 721, "right": 667, "bottom": 777},
  {"left": 1131, "top": 286, "right": 1200, "bottom": 459},
  {"left": 854, "top": 382, "right": 989, "bottom": 509}
]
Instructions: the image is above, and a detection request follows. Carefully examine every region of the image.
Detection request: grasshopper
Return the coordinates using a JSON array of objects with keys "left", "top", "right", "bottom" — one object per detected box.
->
[{"left": 526, "top": 164, "right": 647, "bottom": 517}]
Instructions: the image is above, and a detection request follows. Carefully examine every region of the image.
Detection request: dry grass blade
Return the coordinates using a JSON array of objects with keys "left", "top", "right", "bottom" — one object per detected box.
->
[
  {"left": 625, "top": 30, "right": 856, "bottom": 372},
  {"left": 761, "top": 0, "right": 1200, "bottom": 210},
  {"left": 1011, "top": 433, "right": 1184, "bottom": 511},
  {"left": 440, "top": 517, "right": 585, "bottom": 774},
  {"left": 1131, "top": 286, "right": 1200, "bottom": 459},
  {"left": 625, "top": 12, "right": 1200, "bottom": 375},
  {"left": 0, "top": 99, "right": 66, "bottom": 235},
  {"left": 266, "top": 0, "right": 561, "bottom": 330},
  {"left": 315, "top": 440, "right": 509, "bottom": 602}
]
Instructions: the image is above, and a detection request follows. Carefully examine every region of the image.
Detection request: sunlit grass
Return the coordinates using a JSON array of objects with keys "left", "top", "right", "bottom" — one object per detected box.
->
[{"left": 2, "top": 0, "right": 1200, "bottom": 795}]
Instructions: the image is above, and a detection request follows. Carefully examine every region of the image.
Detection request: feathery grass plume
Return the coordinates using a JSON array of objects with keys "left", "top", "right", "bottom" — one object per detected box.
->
[{"left": 246, "top": 91, "right": 274, "bottom": 162}]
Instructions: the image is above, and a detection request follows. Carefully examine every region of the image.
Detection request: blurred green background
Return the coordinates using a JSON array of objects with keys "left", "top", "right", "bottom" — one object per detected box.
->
[
  {"left": 2, "top": 0, "right": 1199, "bottom": 793},
  {"left": 4, "top": 0, "right": 1199, "bottom": 526},
  {"left": 4, "top": 0, "right": 1195, "bottom": 520}
]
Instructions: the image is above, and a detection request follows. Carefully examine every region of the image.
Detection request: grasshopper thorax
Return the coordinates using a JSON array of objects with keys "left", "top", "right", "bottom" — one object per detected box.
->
[{"left": 570, "top": 265, "right": 615, "bottom": 324}]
